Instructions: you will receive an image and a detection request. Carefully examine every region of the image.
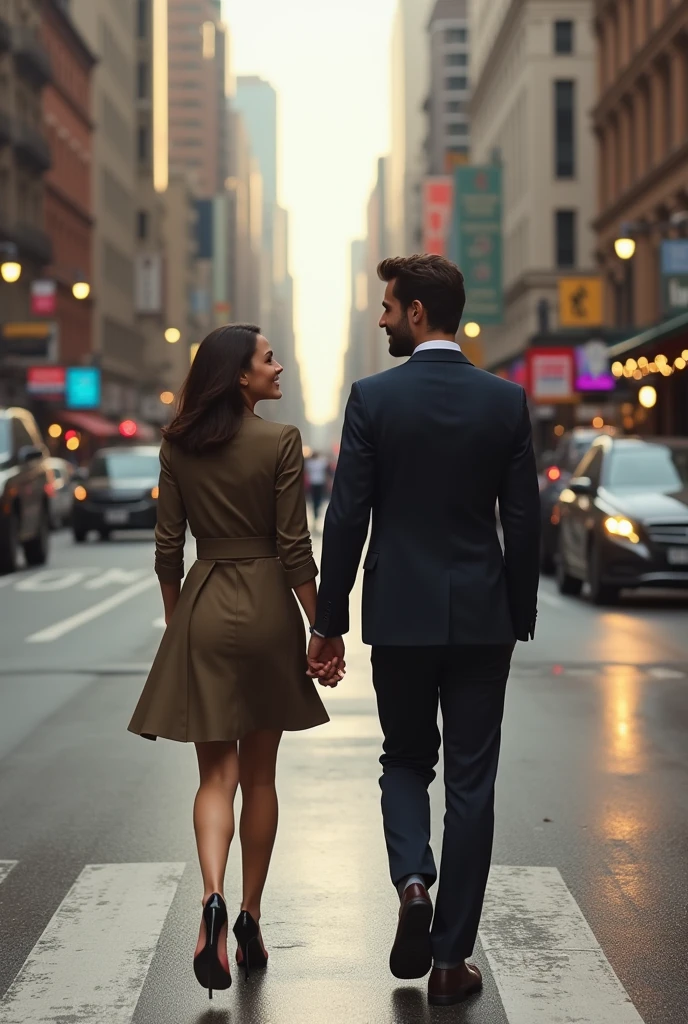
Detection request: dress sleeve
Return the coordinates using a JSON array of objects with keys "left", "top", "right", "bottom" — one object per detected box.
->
[
  {"left": 275, "top": 425, "right": 318, "bottom": 588},
  {"left": 154, "top": 442, "right": 187, "bottom": 582}
]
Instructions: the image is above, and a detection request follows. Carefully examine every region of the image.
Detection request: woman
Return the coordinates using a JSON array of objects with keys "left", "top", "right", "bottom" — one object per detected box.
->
[{"left": 128, "top": 324, "right": 342, "bottom": 999}]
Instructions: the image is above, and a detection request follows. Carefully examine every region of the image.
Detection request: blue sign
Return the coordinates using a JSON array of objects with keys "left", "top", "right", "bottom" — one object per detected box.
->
[
  {"left": 66, "top": 367, "right": 101, "bottom": 409},
  {"left": 660, "top": 239, "right": 688, "bottom": 274}
]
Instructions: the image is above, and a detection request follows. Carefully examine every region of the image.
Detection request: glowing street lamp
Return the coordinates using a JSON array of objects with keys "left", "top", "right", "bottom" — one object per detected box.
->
[
  {"left": 72, "top": 279, "right": 91, "bottom": 300},
  {"left": 638, "top": 385, "right": 657, "bottom": 409},
  {"left": 165, "top": 327, "right": 181, "bottom": 344},
  {"left": 0, "top": 242, "right": 21, "bottom": 283},
  {"left": 614, "top": 236, "right": 636, "bottom": 260}
]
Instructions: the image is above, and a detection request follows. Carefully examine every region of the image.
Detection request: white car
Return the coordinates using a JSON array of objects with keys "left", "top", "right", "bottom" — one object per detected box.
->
[{"left": 46, "top": 457, "right": 77, "bottom": 529}]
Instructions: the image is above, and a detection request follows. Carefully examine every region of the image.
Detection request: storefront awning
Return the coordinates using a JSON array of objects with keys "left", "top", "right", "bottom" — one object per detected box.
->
[
  {"left": 59, "top": 410, "right": 120, "bottom": 437},
  {"left": 607, "top": 310, "right": 688, "bottom": 361}
]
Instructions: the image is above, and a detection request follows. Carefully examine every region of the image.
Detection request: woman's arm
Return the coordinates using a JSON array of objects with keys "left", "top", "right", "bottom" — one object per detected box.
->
[
  {"left": 160, "top": 580, "right": 181, "bottom": 625},
  {"left": 155, "top": 442, "right": 187, "bottom": 622},
  {"left": 293, "top": 578, "right": 317, "bottom": 627}
]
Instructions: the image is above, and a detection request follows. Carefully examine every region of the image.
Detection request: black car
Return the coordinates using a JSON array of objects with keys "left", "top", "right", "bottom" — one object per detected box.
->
[
  {"left": 72, "top": 446, "right": 161, "bottom": 542},
  {"left": 556, "top": 436, "right": 688, "bottom": 604},
  {"left": 538, "top": 428, "right": 607, "bottom": 574},
  {"left": 0, "top": 407, "right": 52, "bottom": 573}
]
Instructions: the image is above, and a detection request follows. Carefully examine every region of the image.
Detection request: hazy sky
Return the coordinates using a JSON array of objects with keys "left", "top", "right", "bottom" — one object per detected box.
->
[{"left": 225, "top": 0, "right": 397, "bottom": 424}]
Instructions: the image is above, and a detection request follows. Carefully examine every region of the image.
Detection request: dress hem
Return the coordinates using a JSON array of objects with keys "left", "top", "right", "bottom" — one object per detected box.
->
[{"left": 128, "top": 714, "right": 330, "bottom": 744}]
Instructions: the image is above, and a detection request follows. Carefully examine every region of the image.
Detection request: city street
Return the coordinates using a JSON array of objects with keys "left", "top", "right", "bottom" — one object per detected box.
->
[{"left": 0, "top": 529, "right": 687, "bottom": 1023}]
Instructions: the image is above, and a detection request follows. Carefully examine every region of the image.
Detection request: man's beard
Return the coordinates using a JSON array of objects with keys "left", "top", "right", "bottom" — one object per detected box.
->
[{"left": 386, "top": 314, "right": 415, "bottom": 358}]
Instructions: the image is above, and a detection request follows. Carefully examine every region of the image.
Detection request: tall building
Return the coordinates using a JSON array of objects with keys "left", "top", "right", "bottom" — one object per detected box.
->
[
  {"left": 364, "top": 157, "right": 395, "bottom": 378},
  {"left": 335, "top": 238, "right": 368, "bottom": 436},
  {"left": 426, "top": 0, "right": 470, "bottom": 175},
  {"left": 0, "top": 0, "right": 52, "bottom": 406},
  {"left": 70, "top": 0, "right": 144, "bottom": 416},
  {"left": 470, "top": 0, "right": 597, "bottom": 369},
  {"left": 42, "top": 0, "right": 95, "bottom": 369},
  {"left": 388, "top": 0, "right": 433, "bottom": 255}
]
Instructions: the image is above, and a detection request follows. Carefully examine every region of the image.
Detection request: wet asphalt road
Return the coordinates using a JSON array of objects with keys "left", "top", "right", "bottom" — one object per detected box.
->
[{"left": 0, "top": 526, "right": 687, "bottom": 1023}]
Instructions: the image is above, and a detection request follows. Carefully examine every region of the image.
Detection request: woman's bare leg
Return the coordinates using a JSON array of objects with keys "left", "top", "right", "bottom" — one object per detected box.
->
[
  {"left": 238, "top": 729, "right": 282, "bottom": 923},
  {"left": 193, "top": 741, "right": 239, "bottom": 968}
]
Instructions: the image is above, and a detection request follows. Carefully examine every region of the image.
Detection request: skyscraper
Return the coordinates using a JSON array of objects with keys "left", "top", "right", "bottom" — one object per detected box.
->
[{"left": 426, "top": 0, "right": 470, "bottom": 175}]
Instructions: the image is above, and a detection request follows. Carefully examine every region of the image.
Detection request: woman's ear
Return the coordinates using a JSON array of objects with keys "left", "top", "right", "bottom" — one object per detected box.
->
[{"left": 239, "top": 373, "right": 249, "bottom": 389}]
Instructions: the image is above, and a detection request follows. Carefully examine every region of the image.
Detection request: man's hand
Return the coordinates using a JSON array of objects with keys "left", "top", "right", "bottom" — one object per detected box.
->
[{"left": 307, "top": 635, "right": 346, "bottom": 687}]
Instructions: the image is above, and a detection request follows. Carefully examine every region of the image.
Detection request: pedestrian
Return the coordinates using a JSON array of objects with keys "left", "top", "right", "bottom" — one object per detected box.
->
[
  {"left": 307, "top": 254, "right": 540, "bottom": 1006},
  {"left": 128, "top": 324, "right": 343, "bottom": 999},
  {"left": 306, "top": 450, "right": 329, "bottom": 523}
]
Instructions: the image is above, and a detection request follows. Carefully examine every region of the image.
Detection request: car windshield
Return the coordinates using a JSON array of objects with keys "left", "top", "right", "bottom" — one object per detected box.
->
[
  {"left": 567, "top": 436, "right": 598, "bottom": 471},
  {"left": 90, "top": 452, "right": 159, "bottom": 480},
  {"left": 607, "top": 445, "right": 688, "bottom": 492}
]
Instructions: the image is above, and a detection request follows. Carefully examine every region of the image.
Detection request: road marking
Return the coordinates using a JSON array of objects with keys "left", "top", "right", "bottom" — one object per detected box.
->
[
  {"left": 84, "top": 568, "right": 148, "bottom": 590},
  {"left": 25, "top": 576, "right": 158, "bottom": 644},
  {"left": 538, "top": 590, "right": 565, "bottom": 609},
  {"left": 480, "top": 866, "right": 646, "bottom": 1023},
  {"left": 0, "top": 862, "right": 185, "bottom": 1024},
  {"left": 647, "top": 666, "right": 685, "bottom": 679},
  {"left": 0, "top": 861, "right": 17, "bottom": 886},
  {"left": 15, "top": 569, "right": 99, "bottom": 592}
]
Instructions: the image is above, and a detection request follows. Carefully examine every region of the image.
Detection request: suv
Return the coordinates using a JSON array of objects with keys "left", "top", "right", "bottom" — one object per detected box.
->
[{"left": 0, "top": 408, "right": 52, "bottom": 573}]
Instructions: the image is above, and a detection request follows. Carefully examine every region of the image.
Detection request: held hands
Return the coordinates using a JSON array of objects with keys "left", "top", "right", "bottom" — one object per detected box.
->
[{"left": 307, "top": 635, "right": 346, "bottom": 688}]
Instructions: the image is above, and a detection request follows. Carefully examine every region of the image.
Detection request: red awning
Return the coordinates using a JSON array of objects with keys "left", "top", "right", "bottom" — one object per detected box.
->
[{"left": 59, "top": 410, "right": 120, "bottom": 438}]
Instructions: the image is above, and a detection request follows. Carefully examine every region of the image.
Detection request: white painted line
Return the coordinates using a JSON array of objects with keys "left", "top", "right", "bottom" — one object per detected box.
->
[
  {"left": 647, "top": 666, "right": 685, "bottom": 679},
  {"left": 538, "top": 590, "right": 565, "bottom": 609},
  {"left": 480, "top": 866, "right": 646, "bottom": 1024},
  {"left": 85, "top": 568, "right": 148, "bottom": 590},
  {"left": 0, "top": 861, "right": 18, "bottom": 886},
  {"left": 0, "top": 862, "right": 185, "bottom": 1024},
  {"left": 15, "top": 569, "right": 97, "bottom": 592},
  {"left": 25, "top": 576, "right": 157, "bottom": 644}
]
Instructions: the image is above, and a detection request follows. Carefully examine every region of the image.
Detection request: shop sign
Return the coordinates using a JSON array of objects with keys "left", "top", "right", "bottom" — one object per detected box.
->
[
  {"left": 134, "top": 252, "right": 163, "bottom": 314},
  {"left": 31, "top": 279, "right": 57, "bottom": 317},
  {"left": 452, "top": 165, "right": 503, "bottom": 324},
  {"left": 558, "top": 277, "right": 603, "bottom": 327},
  {"left": 422, "top": 177, "right": 454, "bottom": 257},
  {"left": 0, "top": 322, "right": 59, "bottom": 363},
  {"left": 26, "top": 366, "right": 66, "bottom": 396},
  {"left": 66, "top": 367, "right": 101, "bottom": 410},
  {"left": 575, "top": 339, "right": 615, "bottom": 392},
  {"left": 526, "top": 348, "right": 576, "bottom": 403},
  {"left": 660, "top": 240, "right": 688, "bottom": 315}
]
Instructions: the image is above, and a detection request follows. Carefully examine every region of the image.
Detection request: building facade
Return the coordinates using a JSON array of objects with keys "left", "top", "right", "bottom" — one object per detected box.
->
[
  {"left": 470, "top": 0, "right": 597, "bottom": 368},
  {"left": 426, "top": 0, "right": 471, "bottom": 175},
  {"left": 42, "top": 0, "right": 95, "bottom": 369},
  {"left": 388, "top": 0, "right": 433, "bottom": 255},
  {"left": 0, "top": 0, "right": 52, "bottom": 405}
]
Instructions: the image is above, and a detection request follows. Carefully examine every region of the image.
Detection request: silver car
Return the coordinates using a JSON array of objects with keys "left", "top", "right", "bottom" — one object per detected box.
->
[{"left": 46, "top": 457, "right": 76, "bottom": 529}]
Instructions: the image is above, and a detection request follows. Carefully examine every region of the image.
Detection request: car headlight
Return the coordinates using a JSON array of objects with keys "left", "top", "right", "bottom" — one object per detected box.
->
[
  {"left": 604, "top": 516, "right": 639, "bottom": 544},
  {"left": 74, "top": 485, "right": 87, "bottom": 501}
]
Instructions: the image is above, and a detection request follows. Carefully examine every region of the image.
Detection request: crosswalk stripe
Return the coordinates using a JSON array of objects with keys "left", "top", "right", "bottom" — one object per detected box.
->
[
  {"left": 480, "top": 866, "right": 646, "bottom": 1023},
  {"left": 0, "top": 862, "right": 17, "bottom": 886},
  {"left": 0, "top": 862, "right": 185, "bottom": 1024}
]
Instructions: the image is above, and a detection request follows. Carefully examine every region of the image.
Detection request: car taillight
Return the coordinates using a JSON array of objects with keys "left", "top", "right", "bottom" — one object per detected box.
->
[{"left": 546, "top": 466, "right": 561, "bottom": 482}]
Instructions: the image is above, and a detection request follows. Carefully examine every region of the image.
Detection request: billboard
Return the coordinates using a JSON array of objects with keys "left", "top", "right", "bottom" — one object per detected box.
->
[
  {"left": 66, "top": 367, "right": 101, "bottom": 410},
  {"left": 422, "top": 177, "right": 454, "bottom": 257},
  {"left": 31, "top": 280, "right": 57, "bottom": 317},
  {"left": 26, "top": 366, "right": 66, "bottom": 396},
  {"left": 526, "top": 348, "right": 576, "bottom": 403},
  {"left": 660, "top": 240, "right": 688, "bottom": 315},
  {"left": 558, "top": 277, "right": 603, "bottom": 327},
  {"left": 452, "top": 165, "right": 503, "bottom": 324}
]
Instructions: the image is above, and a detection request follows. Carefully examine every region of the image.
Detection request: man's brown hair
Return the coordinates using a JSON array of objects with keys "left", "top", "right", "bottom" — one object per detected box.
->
[{"left": 377, "top": 254, "right": 466, "bottom": 335}]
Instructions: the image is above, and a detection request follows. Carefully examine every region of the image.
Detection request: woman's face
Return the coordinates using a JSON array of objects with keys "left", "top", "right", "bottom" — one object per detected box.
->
[{"left": 241, "top": 335, "right": 284, "bottom": 404}]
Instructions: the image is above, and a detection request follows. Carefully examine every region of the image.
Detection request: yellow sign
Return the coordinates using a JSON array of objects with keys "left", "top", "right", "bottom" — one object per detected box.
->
[{"left": 558, "top": 277, "right": 603, "bottom": 327}]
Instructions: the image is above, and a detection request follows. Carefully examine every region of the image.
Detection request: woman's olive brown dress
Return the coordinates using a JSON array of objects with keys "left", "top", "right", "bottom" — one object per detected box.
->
[{"left": 128, "top": 415, "right": 329, "bottom": 743}]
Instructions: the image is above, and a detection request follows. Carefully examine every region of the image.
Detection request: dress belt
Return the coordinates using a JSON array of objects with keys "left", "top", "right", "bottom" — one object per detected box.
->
[{"left": 196, "top": 537, "right": 278, "bottom": 561}]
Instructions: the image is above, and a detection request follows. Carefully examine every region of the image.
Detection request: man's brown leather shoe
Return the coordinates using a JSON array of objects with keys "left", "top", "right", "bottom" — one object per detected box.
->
[
  {"left": 389, "top": 883, "right": 433, "bottom": 979},
  {"left": 428, "top": 962, "right": 483, "bottom": 1006}
]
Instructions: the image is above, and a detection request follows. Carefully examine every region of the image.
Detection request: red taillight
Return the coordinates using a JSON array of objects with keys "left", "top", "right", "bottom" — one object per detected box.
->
[
  {"left": 44, "top": 481, "right": 55, "bottom": 498},
  {"left": 119, "top": 419, "right": 137, "bottom": 438},
  {"left": 546, "top": 466, "right": 561, "bottom": 482}
]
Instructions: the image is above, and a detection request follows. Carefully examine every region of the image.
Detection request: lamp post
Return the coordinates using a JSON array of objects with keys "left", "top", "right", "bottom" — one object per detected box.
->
[{"left": 0, "top": 241, "right": 22, "bottom": 284}]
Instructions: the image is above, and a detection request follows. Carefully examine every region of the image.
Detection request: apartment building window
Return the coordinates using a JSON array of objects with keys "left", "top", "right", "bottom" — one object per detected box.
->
[
  {"left": 446, "top": 53, "right": 467, "bottom": 67},
  {"left": 447, "top": 123, "right": 468, "bottom": 136},
  {"left": 555, "top": 210, "right": 577, "bottom": 267},
  {"left": 137, "top": 211, "right": 148, "bottom": 240},
  {"left": 137, "top": 61, "right": 149, "bottom": 100},
  {"left": 554, "top": 80, "right": 575, "bottom": 177},
  {"left": 446, "top": 76, "right": 468, "bottom": 91},
  {"left": 137, "top": 0, "right": 148, "bottom": 40},
  {"left": 137, "top": 125, "right": 149, "bottom": 162},
  {"left": 446, "top": 100, "right": 464, "bottom": 113},
  {"left": 554, "top": 20, "right": 574, "bottom": 54},
  {"left": 446, "top": 28, "right": 467, "bottom": 44}
]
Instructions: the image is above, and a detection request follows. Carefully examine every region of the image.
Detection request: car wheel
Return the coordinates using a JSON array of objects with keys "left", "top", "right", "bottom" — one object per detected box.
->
[
  {"left": 556, "top": 545, "right": 583, "bottom": 596},
  {"left": 99, "top": 529, "right": 111, "bottom": 542},
  {"left": 588, "top": 543, "right": 619, "bottom": 606},
  {"left": 23, "top": 506, "right": 50, "bottom": 567},
  {"left": 0, "top": 509, "right": 20, "bottom": 574},
  {"left": 540, "top": 540, "right": 556, "bottom": 576},
  {"left": 73, "top": 527, "right": 88, "bottom": 543}
]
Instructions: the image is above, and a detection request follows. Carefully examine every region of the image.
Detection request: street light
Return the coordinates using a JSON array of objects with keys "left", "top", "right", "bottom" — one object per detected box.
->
[
  {"left": 638, "top": 385, "right": 657, "bottom": 409},
  {"left": 165, "top": 327, "right": 181, "bottom": 344},
  {"left": 614, "top": 236, "right": 636, "bottom": 260},
  {"left": 160, "top": 390, "right": 175, "bottom": 405},
  {"left": 72, "top": 278, "right": 91, "bottom": 300},
  {"left": 464, "top": 322, "right": 481, "bottom": 338},
  {"left": 0, "top": 242, "right": 21, "bottom": 283}
]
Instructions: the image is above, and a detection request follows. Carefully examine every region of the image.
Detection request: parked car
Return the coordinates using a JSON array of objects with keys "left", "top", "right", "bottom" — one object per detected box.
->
[
  {"left": 46, "top": 457, "right": 76, "bottom": 529},
  {"left": 539, "top": 427, "right": 608, "bottom": 574},
  {"left": 0, "top": 407, "right": 52, "bottom": 573},
  {"left": 72, "top": 445, "right": 161, "bottom": 542},
  {"left": 556, "top": 436, "right": 688, "bottom": 604}
]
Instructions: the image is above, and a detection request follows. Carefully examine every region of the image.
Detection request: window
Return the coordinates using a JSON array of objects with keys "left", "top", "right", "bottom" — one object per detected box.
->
[
  {"left": 555, "top": 210, "right": 576, "bottom": 267},
  {"left": 137, "top": 210, "right": 148, "bottom": 240},
  {"left": 446, "top": 52, "right": 467, "bottom": 67},
  {"left": 446, "top": 28, "right": 467, "bottom": 44},
  {"left": 554, "top": 20, "right": 574, "bottom": 53},
  {"left": 554, "top": 80, "right": 575, "bottom": 177},
  {"left": 137, "top": 61, "right": 149, "bottom": 100},
  {"left": 447, "top": 123, "right": 468, "bottom": 136},
  {"left": 137, "top": 125, "right": 149, "bottom": 162},
  {"left": 137, "top": 0, "right": 148, "bottom": 39},
  {"left": 446, "top": 76, "right": 468, "bottom": 91},
  {"left": 446, "top": 100, "right": 464, "bottom": 113}
]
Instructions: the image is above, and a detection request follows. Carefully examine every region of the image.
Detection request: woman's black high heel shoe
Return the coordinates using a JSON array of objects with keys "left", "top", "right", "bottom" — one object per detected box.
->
[
  {"left": 233, "top": 910, "right": 268, "bottom": 981},
  {"left": 194, "top": 893, "right": 232, "bottom": 999}
]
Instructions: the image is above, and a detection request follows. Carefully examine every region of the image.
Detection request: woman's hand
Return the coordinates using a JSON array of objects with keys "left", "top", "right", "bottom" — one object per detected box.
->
[{"left": 307, "top": 636, "right": 346, "bottom": 687}]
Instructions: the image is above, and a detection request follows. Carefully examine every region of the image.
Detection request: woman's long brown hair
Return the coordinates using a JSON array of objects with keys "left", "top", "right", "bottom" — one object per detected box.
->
[{"left": 162, "top": 323, "right": 260, "bottom": 454}]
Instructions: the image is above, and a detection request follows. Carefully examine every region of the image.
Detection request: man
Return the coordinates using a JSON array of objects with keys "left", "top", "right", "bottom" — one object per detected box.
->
[{"left": 308, "top": 254, "right": 540, "bottom": 1006}]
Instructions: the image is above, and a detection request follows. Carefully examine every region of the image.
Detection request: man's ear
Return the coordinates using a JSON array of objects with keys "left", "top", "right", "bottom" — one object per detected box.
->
[{"left": 411, "top": 300, "right": 424, "bottom": 324}]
